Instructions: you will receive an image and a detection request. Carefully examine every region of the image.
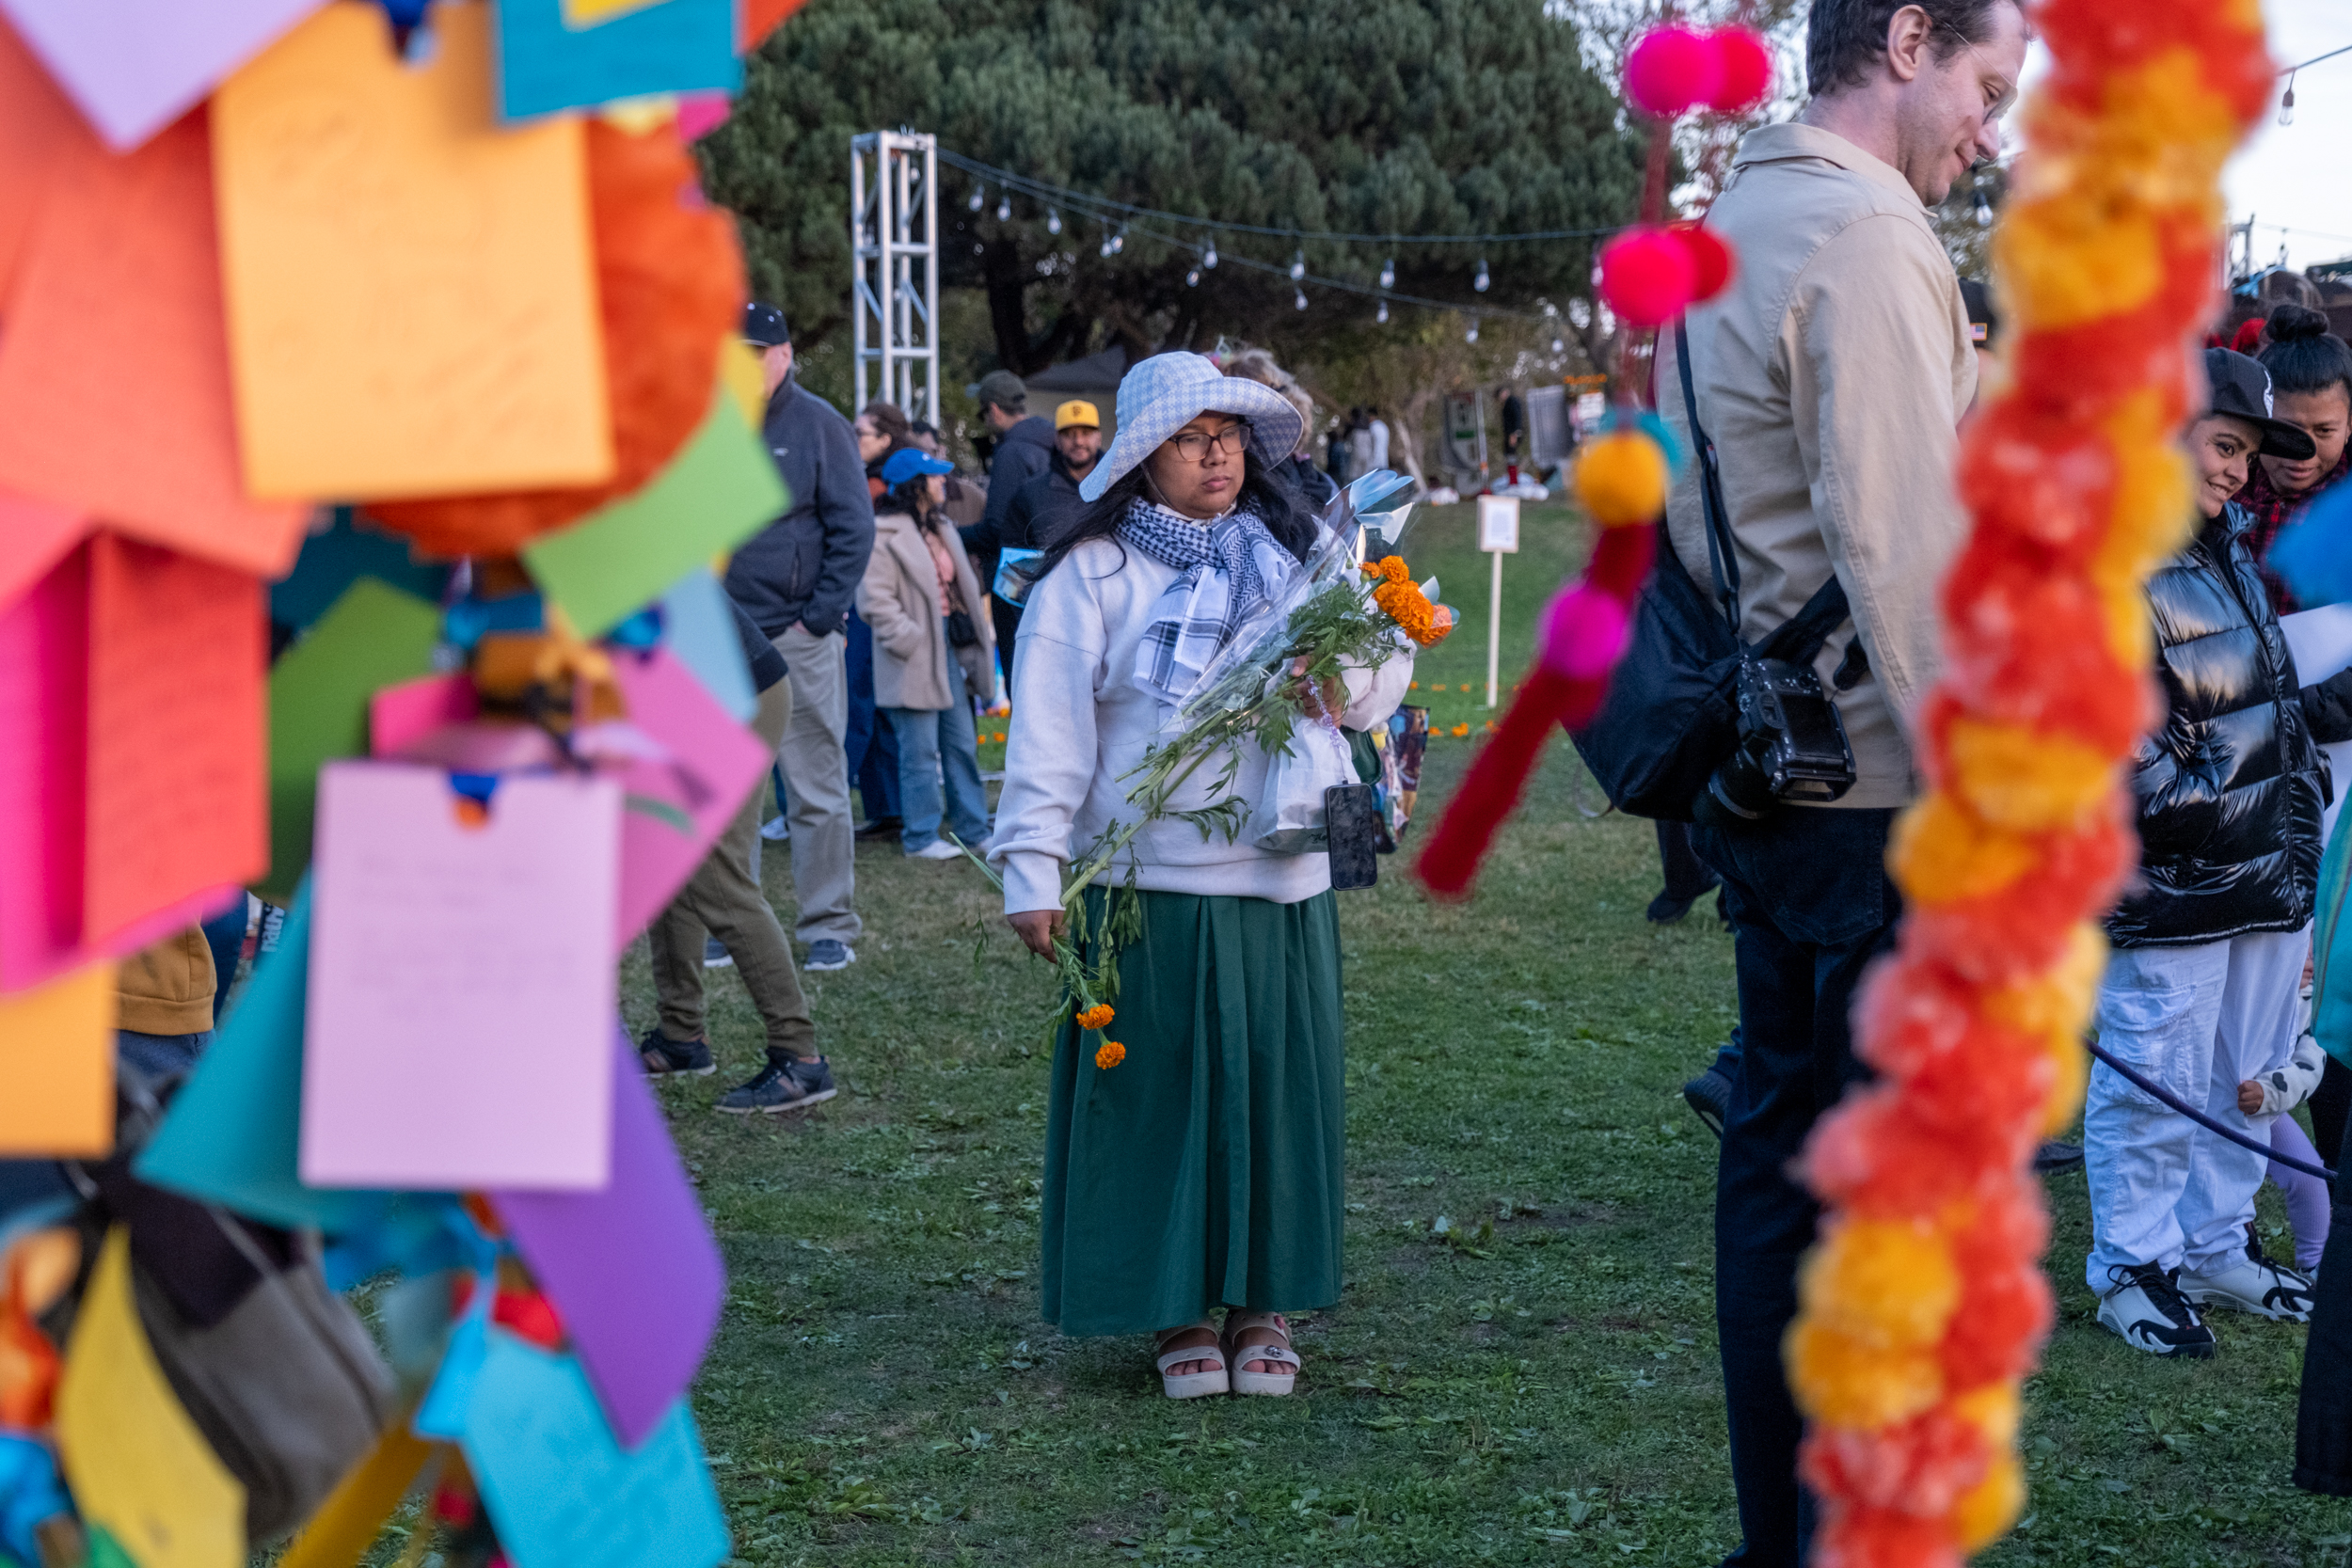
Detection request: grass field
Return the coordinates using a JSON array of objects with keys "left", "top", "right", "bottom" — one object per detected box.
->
[{"left": 627, "top": 499, "right": 2352, "bottom": 1567}]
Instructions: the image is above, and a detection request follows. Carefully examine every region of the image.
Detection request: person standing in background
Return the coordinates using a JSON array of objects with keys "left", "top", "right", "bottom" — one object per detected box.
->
[
  {"left": 993, "top": 399, "right": 1103, "bottom": 696},
  {"left": 116, "top": 926, "right": 217, "bottom": 1084},
  {"left": 1366, "top": 406, "right": 1391, "bottom": 473},
  {"left": 1224, "top": 347, "right": 1336, "bottom": 509},
  {"left": 723, "top": 302, "right": 875, "bottom": 974},
  {"left": 961, "top": 370, "right": 1056, "bottom": 650}
]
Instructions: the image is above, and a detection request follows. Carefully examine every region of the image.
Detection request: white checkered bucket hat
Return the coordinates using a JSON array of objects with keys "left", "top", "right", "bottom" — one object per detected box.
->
[{"left": 1077, "top": 352, "right": 1307, "bottom": 501}]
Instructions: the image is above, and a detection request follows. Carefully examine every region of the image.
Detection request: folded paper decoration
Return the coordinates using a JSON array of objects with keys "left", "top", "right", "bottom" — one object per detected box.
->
[
  {"left": 0, "top": 490, "right": 86, "bottom": 618},
  {"left": 54, "top": 1228, "right": 246, "bottom": 1568},
  {"left": 0, "top": 109, "right": 307, "bottom": 578},
  {"left": 0, "top": 15, "right": 82, "bottom": 309},
  {"left": 269, "top": 510, "right": 451, "bottom": 635},
  {"left": 494, "top": 0, "right": 739, "bottom": 121},
  {"left": 302, "top": 763, "right": 619, "bottom": 1190},
  {"left": 0, "top": 0, "right": 323, "bottom": 151},
  {"left": 212, "top": 1, "right": 613, "bottom": 501},
  {"left": 0, "top": 960, "right": 114, "bottom": 1155},
  {"left": 273, "top": 1409, "right": 436, "bottom": 1568},
  {"left": 369, "top": 674, "right": 479, "bottom": 761},
  {"left": 605, "top": 649, "right": 771, "bottom": 951},
  {"left": 658, "top": 568, "right": 756, "bottom": 722}
]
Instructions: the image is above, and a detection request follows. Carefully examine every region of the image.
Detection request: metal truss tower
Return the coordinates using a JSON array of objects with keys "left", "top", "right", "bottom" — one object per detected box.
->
[{"left": 851, "top": 130, "right": 940, "bottom": 427}]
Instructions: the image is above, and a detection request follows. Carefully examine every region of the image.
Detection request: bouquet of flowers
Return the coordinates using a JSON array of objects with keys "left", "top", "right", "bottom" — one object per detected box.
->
[{"left": 958, "top": 469, "right": 1452, "bottom": 1060}]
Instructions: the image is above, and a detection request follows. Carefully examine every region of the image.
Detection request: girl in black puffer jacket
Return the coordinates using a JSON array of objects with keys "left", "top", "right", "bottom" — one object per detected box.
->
[{"left": 2085, "top": 349, "right": 2352, "bottom": 1361}]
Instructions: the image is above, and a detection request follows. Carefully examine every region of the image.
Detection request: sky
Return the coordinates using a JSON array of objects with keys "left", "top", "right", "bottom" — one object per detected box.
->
[{"left": 2225, "top": 0, "right": 2352, "bottom": 273}]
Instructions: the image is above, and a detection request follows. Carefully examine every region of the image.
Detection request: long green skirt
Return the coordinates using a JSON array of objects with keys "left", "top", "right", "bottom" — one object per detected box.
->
[{"left": 1040, "top": 887, "right": 1346, "bottom": 1337}]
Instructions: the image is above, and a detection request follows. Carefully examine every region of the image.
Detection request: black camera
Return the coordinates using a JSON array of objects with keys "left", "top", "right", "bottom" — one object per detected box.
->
[{"left": 1698, "top": 656, "right": 1857, "bottom": 823}]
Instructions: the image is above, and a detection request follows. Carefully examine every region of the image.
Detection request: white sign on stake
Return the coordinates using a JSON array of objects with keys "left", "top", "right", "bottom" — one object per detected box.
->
[{"left": 1478, "top": 495, "right": 1520, "bottom": 708}]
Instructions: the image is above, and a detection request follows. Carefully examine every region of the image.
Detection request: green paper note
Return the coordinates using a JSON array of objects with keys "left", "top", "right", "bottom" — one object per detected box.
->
[
  {"left": 260, "top": 578, "right": 441, "bottom": 901},
  {"left": 521, "top": 395, "right": 786, "bottom": 639}
]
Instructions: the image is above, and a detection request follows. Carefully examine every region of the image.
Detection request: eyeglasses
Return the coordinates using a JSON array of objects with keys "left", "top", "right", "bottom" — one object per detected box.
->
[
  {"left": 1168, "top": 421, "right": 1251, "bottom": 462},
  {"left": 1934, "top": 19, "right": 2017, "bottom": 126}
]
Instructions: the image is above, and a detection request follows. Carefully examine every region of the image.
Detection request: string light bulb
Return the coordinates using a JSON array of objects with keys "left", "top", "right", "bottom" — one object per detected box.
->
[
  {"left": 1111, "top": 225, "right": 1127, "bottom": 255},
  {"left": 1046, "top": 207, "right": 1062, "bottom": 235},
  {"left": 2281, "top": 71, "right": 2296, "bottom": 125},
  {"left": 969, "top": 185, "right": 985, "bottom": 212},
  {"left": 1186, "top": 266, "right": 1201, "bottom": 286},
  {"left": 1973, "top": 184, "right": 1994, "bottom": 229},
  {"left": 1551, "top": 336, "right": 1565, "bottom": 355},
  {"left": 996, "top": 194, "right": 1011, "bottom": 221},
  {"left": 1295, "top": 286, "right": 1309, "bottom": 310},
  {"left": 1290, "top": 248, "right": 1306, "bottom": 280},
  {"left": 1474, "top": 257, "right": 1490, "bottom": 293},
  {"left": 1466, "top": 316, "right": 1480, "bottom": 343},
  {"left": 1379, "top": 256, "right": 1395, "bottom": 290},
  {"left": 1203, "top": 239, "right": 1218, "bottom": 269},
  {"left": 1099, "top": 231, "right": 1116, "bottom": 258},
  {"left": 1376, "top": 298, "right": 1390, "bottom": 324}
]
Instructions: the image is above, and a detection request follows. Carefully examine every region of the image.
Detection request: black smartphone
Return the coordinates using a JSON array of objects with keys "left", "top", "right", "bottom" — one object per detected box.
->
[{"left": 1325, "top": 784, "right": 1381, "bottom": 891}]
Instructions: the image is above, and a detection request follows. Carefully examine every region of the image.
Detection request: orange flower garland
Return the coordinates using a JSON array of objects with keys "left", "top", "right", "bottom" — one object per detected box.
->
[
  {"left": 1785, "top": 2, "right": 2274, "bottom": 1563},
  {"left": 1361, "top": 556, "right": 1454, "bottom": 647}
]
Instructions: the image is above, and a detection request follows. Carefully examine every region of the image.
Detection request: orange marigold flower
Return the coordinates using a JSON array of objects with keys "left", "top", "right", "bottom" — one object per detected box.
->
[
  {"left": 1452, "top": 722, "right": 1470, "bottom": 736},
  {"left": 1075, "top": 1004, "right": 1114, "bottom": 1030},
  {"left": 1094, "top": 1040, "right": 1126, "bottom": 1069}
]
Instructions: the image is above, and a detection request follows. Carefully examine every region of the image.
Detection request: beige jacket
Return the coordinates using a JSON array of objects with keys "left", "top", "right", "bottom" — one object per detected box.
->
[
  {"left": 117, "top": 926, "right": 216, "bottom": 1036},
  {"left": 1657, "top": 121, "right": 1978, "bottom": 808},
  {"left": 857, "top": 509, "right": 997, "bottom": 710}
]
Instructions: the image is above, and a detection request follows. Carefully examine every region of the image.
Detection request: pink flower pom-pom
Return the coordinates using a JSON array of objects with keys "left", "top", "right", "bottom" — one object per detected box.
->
[
  {"left": 1707, "top": 28, "right": 1774, "bottom": 113},
  {"left": 1624, "top": 26, "right": 1723, "bottom": 119},
  {"left": 676, "top": 92, "right": 734, "bottom": 142},
  {"left": 1599, "top": 227, "right": 1697, "bottom": 327},
  {"left": 1540, "top": 584, "right": 1631, "bottom": 680}
]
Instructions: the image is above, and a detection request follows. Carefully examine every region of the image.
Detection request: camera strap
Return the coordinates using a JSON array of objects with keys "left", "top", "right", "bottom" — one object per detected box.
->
[{"left": 1672, "top": 317, "right": 1858, "bottom": 683}]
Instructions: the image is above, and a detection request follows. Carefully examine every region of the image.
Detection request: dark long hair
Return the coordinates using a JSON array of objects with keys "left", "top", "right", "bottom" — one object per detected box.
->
[
  {"left": 1035, "top": 449, "right": 1315, "bottom": 580},
  {"left": 884, "top": 472, "right": 941, "bottom": 528},
  {"left": 2260, "top": 304, "right": 2352, "bottom": 402}
]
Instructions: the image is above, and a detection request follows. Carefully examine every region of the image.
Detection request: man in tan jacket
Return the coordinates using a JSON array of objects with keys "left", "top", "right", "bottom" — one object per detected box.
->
[
  {"left": 116, "top": 926, "right": 217, "bottom": 1081},
  {"left": 1652, "top": 3, "right": 2026, "bottom": 1562}
]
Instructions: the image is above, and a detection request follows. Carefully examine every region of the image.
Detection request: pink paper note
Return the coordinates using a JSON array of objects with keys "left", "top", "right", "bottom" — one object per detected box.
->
[
  {"left": 606, "top": 650, "right": 770, "bottom": 953},
  {"left": 0, "top": 490, "right": 85, "bottom": 614},
  {"left": 491, "top": 1026, "right": 724, "bottom": 1449},
  {"left": 370, "top": 673, "right": 479, "bottom": 758},
  {"left": 301, "top": 762, "right": 619, "bottom": 1190},
  {"left": 0, "top": 0, "right": 325, "bottom": 151}
]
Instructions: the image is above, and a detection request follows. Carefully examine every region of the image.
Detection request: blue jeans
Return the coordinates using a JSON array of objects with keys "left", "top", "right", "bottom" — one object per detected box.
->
[
  {"left": 845, "top": 609, "right": 902, "bottom": 822},
  {"left": 883, "top": 700, "right": 989, "bottom": 852},
  {"left": 1689, "top": 805, "right": 1899, "bottom": 1568},
  {"left": 200, "top": 899, "right": 246, "bottom": 1025}
]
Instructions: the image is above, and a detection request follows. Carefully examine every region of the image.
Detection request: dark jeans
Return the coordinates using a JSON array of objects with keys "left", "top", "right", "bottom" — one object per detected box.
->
[
  {"left": 845, "top": 608, "right": 901, "bottom": 823},
  {"left": 1656, "top": 818, "right": 1719, "bottom": 904},
  {"left": 2298, "top": 1181, "right": 2352, "bottom": 1494},
  {"left": 2311, "top": 1055, "right": 2350, "bottom": 1170},
  {"left": 1690, "top": 805, "right": 1900, "bottom": 1568}
]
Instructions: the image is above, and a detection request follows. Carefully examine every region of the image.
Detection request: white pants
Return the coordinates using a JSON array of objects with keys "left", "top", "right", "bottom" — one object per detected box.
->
[{"left": 2083, "top": 928, "right": 2307, "bottom": 1292}]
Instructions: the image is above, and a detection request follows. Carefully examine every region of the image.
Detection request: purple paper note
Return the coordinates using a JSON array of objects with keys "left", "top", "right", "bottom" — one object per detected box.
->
[
  {"left": 1, "top": 0, "right": 324, "bottom": 151},
  {"left": 606, "top": 650, "right": 770, "bottom": 954},
  {"left": 491, "top": 1028, "right": 724, "bottom": 1449}
]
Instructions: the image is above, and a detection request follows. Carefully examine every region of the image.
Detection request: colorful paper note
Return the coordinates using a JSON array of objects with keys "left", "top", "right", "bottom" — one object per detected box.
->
[
  {"left": 495, "top": 0, "right": 739, "bottom": 121},
  {"left": 521, "top": 394, "right": 787, "bottom": 639},
  {"left": 461, "top": 1331, "right": 728, "bottom": 1568},
  {"left": 211, "top": 2, "right": 613, "bottom": 501},
  {"left": 0, "top": 16, "right": 84, "bottom": 321},
  {"left": 412, "top": 1297, "right": 488, "bottom": 1441},
  {"left": 55, "top": 1228, "right": 246, "bottom": 1568},
  {"left": 262, "top": 579, "right": 443, "bottom": 903},
  {"left": 370, "top": 674, "right": 479, "bottom": 760},
  {"left": 136, "top": 890, "right": 397, "bottom": 1232},
  {"left": 85, "top": 535, "right": 266, "bottom": 942},
  {"left": 658, "top": 568, "right": 755, "bottom": 722},
  {"left": 606, "top": 650, "right": 770, "bottom": 951},
  {"left": 0, "top": 111, "right": 307, "bottom": 578},
  {"left": 0, "top": 490, "right": 85, "bottom": 616},
  {"left": 491, "top": 1029, "right": 724, "bottom": 1448},
  {"left": 564, "top": 0, "right": 667, "bottom": 23},
  {"left": 275, "top": 1413, "right": 436, "bottom": 1568},
  {"left": 269, "top": 510, "right": 451, "bottom": 634},
  {"left": 0, "top": 0, "right": 324, "bottom": 150},
  {"left": 303, "top": 763, "right": 619, "bottom": 1190},
  {"left": 0, "top": 961, "right": 114, "bottom": 1155}
]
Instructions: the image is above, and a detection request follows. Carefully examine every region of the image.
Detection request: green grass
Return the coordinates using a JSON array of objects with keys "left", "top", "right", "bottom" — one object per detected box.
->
[{"left": 632, "top": 501, "right": 2352, "bottom": 1566}]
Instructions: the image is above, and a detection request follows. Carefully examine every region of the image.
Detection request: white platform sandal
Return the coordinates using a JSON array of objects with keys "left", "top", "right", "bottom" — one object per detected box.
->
[
  {"left": 1154, "top": 1321, "right": 1229, "bottom": 1399},
  {"left": 1222, "top": 1312, "right": 1300, "bottom": 1397}
]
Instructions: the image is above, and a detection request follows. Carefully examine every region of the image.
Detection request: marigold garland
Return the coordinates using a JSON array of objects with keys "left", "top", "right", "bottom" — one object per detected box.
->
[
  {"left": 1094, "top": 1040, "right": 1126, "bottom": 1070},
  {"left": 1786, "top": 3, "right": 2273, "bottom": 1562}
]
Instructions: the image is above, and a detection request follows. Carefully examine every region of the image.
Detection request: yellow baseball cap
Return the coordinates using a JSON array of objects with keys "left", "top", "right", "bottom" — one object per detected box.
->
[{"left": 1054, "top": 399, "right": 1101, "bottom": 431}]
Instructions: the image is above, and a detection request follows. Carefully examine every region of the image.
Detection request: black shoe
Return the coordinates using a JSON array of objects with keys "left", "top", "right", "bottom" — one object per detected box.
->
[
  {"left": 2032, "top": 1139, "right": 2085, "bottom": 1173},
  {"left": 803, "top": 940, "right": 855, "bottom": 972},
  {"left": 1682, "top": 1065, "right": 1733, "bottom": 1138},
  {"left": 717, "top": 1055, "right": 837, "bottom": 1115},
  {"left": 853, "top": 816, "right": 904, "bottom": 842},
  {"left": 2097, "top": 1263, "right": 2217, "bottom": 1357},
  {"left": 640, "top": 1030, "right": 715, "bottom": 1078},
  {"left": 1646, "top": 879, "right": 1720, "bottom": 924}
]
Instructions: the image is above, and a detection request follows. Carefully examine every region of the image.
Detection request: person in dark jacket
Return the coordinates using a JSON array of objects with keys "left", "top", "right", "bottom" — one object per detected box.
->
[
  {"left": 722, "top": 302, "right": 875, "bottom": 972},
  {"left": 960, "top": 369, "right": 1056, "bottom": 593},
  {"left": 2084, "top": 348, "right": 2352, "bottom": 1358},
  {"left": 991, "top": 399, "right": 1101, "bottom": 692}
]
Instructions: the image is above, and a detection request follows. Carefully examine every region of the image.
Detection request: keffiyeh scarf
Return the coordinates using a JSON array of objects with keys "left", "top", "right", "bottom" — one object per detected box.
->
[
  {"left": 2242, "top": 444, "right": 2352, "bottom": 613},
  {"left": 1118, "top": 497, "right": 1295, "bottom": 704}
]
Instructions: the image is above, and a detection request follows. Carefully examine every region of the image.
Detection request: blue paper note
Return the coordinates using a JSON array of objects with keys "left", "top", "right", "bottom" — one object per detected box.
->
[
  {"left": 135, "top": 887, "right": 401, "bottom": 1232},
  {"left": 462, "top": 1330, "right": 729, "bottom": 1568},
  {"left": 269, "top": 509, "right": 450, "bottom": 632},
  {"left": 414, "top": 1293, "right": 490, "bottom": 1440},
  {"left": 494, "top": 0, "right": 739, "bottom": 121},
  {"left": 658, "top": 569, "right": 755, "bottom": 722}
]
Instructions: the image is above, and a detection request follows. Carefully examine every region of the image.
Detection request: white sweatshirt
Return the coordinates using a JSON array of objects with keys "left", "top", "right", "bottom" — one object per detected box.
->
[{"left": 991, "top": 536, "right": 1413, "bottom": 913}]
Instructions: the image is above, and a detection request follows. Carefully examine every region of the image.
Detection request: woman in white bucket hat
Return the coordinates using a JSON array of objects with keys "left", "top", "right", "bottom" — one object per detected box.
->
[{"left": 988, "top": 352, "right": 1415, "bottom": 1399}]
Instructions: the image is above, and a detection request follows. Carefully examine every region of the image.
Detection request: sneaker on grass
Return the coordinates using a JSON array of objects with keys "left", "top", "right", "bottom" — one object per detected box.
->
[
  {"left": 759, "top": 816, "right": 791, "bottom": 842},
  {"left": 905, "top": 839, "right": 964, "bottom": 861},
  {"left": 717, "top": 1055, "right": 838, "bottom": 1115},
  {"left": 703, "top": 936, "right": 733, "bottom": 969},
  {"left": 640, "top": 1030, "right": 715, "bottom": 1078},
  {"left": 804, "top": 940, "right": 855, "bottom": 972},
  {"left": 2179, "top": 1235, "right": 2314, "bottom": 1323},
  {"left": 2097, "top": 1263, "right": 2216, "bottom": 1357},
  {"left": 1681, "top": 1065, "right": 1732, "bottom": 1140}
]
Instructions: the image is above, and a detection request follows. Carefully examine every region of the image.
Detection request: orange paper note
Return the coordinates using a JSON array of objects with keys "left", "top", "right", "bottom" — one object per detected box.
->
[
  {"left": 211, "top": 2, "right": 614, "bottom": 502},
  {"left": 84, "top": 536, "right": 267, "bottom": 942},
  {"left": 0, "top": 961, "right": 116, "bottom": 1156},
  {"left": 0, "top": 111, "right": 307, "bottom": 578},
  {"left": 0, "top": 16, "right": 87, "bottom": 305}
]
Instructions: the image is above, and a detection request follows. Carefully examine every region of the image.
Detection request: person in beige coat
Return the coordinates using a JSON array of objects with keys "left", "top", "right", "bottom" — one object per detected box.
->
[{"left": 857, "top": 447, "right": 995, "bottom": 860}]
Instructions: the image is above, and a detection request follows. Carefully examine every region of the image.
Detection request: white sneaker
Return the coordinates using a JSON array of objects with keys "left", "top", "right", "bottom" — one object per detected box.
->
[
  {"left": 2097, "top": 1264, "right": 2216, "bottom": 1357},
  {"left": 759, "top": 816, "right": 790, "bottom": 842},
  {"left": 2180, "top": 1240, "right": 2315, "bottom": 1323},
  {"left": 904, "top": 839, "right": 963, "bottom": 861}
]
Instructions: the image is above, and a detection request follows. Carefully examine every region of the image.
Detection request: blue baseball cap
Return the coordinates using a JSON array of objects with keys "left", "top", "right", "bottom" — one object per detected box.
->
[{"left": 881, "top": 447, "right": 955, "bottom": 487}]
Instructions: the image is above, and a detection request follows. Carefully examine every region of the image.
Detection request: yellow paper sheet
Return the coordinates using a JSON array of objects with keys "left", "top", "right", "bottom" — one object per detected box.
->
[
  {"left": 277, "top": 1417, "right": 437, "bottom": 1568},
  {"left": 0, "top": 963, "right": 116, "bottom": 1156},
  {"left": 55, "top": 1229, "right": 246, "bottom": 1568},
  {"left": 719, "top": 338, "right": 765, "bottom": 428},
  {"left": 212, "top": 2, "right": 614, "bottom": 501},
  {"left": 565, "top": 0, "right": 670, "bottom": 24}
]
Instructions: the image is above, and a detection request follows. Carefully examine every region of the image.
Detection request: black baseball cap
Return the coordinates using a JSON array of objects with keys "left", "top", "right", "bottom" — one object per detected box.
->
[
  {"left": 2203, "top": 347, "right": 2317, "bottom": 460},
  {"left": 742, "top": 301, "right": 790, "bottom": 348}
]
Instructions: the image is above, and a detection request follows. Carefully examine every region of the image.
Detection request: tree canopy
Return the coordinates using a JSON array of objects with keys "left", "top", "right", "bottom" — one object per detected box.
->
[{"left": 699, "top": 0, "right": 1646, "bottom": 375}]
